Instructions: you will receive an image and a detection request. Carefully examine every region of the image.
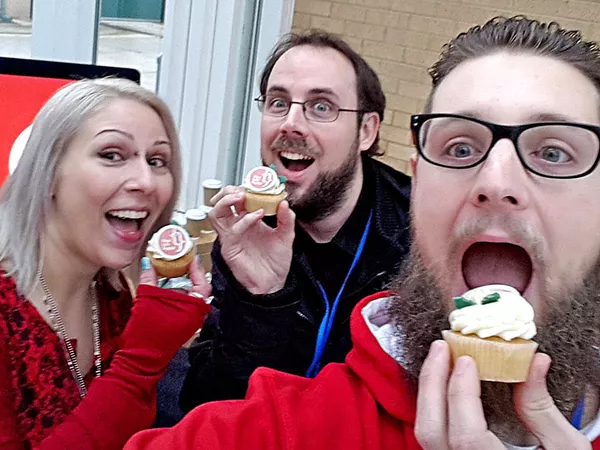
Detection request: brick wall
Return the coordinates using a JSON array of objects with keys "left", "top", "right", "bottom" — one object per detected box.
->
[{"left": 292, "top": 0, "right": 600, "bottom": 173}]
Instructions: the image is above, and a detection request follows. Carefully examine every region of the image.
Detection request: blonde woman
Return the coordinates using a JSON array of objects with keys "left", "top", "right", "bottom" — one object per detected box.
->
[{"left": 0, "top": 78, "right": 211, "bottom": 449}]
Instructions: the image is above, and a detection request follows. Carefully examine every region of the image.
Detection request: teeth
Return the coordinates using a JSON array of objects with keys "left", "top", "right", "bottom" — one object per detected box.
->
[
  {"left": 108, "top": 210, "right": 149, "bottom": 220},
  {"left": 280, "top": 151, "right": 313, "bottom": 161}
]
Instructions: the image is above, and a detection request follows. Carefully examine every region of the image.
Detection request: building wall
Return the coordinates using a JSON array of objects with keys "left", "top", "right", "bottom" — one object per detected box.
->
[{"left": 292, "top": 0, "right": 600, "bottom": 173}]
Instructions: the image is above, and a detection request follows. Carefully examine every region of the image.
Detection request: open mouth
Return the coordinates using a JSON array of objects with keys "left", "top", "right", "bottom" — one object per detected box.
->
[
  {"left": 461, "top": 242, "right": 533, "bottom": 294},
  {"left": 279, "top": 151, "right": 315, "bottom": 172},
  {"left": 106, "top": 209, "right": 149, "bottom": 235}
]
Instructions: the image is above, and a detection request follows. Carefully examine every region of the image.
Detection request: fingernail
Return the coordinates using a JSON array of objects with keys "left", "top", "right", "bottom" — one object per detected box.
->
[
  {"left": 141, "top": 257, "right": 151, "bottom": 271},
  {"left": 196, "top": 254, "right": 202, "bottom": 265}
]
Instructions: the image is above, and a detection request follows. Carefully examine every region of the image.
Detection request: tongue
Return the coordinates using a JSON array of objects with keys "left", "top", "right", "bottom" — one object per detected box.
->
[
  {"left": 284, "top": 159, "right": 313, "bottom": 172},
  {"left": 107, "top": 216, "right": 139, "bottom": 234},
  {"left": 462, "top": 242, "right": 532, "bottom": 293}
]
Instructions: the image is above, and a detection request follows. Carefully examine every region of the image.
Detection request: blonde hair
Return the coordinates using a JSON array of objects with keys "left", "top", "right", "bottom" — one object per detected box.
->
[{"left": 0, "top": 78, "right": 182, "bottom": 294}]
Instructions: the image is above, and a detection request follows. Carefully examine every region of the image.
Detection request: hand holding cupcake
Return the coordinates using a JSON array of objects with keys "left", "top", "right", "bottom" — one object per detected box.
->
[
  {"left": 243, "top": 165, "right": 287, "bottom": 216},
  {"left": 146, "top": 224, "right": 196, "bottom": 279}
]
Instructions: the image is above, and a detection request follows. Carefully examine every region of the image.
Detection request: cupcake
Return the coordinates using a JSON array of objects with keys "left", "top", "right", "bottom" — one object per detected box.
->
[
  {"left": 441, "top": 284, "right": 538, "bottom": 382},
  {"left": 193, "top": 229, "right": 218, "bottom": 272},
  {"left": 243, "top": 165, "right": 286, "bottom": 216},
  {"left": 146, "top": 224, "right": 195, "bottom": 278}
]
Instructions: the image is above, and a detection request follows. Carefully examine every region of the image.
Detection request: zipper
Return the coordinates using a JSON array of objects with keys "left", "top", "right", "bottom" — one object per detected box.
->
[
  {"left": 296, "top": 310, "right": 311, "bottom": 322},
  {"left": 296, "top": 271, "right": 389, "bottom": 327}
]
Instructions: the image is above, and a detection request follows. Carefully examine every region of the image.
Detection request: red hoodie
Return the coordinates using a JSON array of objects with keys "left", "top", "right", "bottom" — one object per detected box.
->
[
  {"left": 126, "top": 292, "right": 600, "bottom": 450},
  {"left": 0, "top": 282, "right": 211, "bottom": 450}
]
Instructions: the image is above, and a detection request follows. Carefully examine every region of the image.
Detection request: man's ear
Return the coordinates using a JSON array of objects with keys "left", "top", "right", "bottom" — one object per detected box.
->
[
  {"left": 410, "top": 155, "right": 417, "bottom": 177},
  {"left": 410, "top": 155, "right": 418, "bottom": 194},
  {"left": 358, "top": 112, "right": 380, "bottom": 152}
]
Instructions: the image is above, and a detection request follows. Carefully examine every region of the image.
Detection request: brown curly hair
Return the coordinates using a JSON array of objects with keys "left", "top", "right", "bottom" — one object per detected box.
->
[{"left": 424, "top": 15, "right": 600, "bottom": 112}]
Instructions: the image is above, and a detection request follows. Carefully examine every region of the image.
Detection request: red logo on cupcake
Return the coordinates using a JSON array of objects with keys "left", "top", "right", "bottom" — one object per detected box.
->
[
  {"left": 247, "top": 166, "right": 278, "bottom": 192},
  {"left": 157, "top": 225, "right": 190, "bottom": 258}
]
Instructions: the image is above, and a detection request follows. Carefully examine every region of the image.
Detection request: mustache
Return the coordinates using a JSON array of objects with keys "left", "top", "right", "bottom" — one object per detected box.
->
[
  {"left": 447, "top": 213, "right": 546, "bottom": 269},
  {"left": 271, "top": 134, "right": 319, "bottom": 158}
]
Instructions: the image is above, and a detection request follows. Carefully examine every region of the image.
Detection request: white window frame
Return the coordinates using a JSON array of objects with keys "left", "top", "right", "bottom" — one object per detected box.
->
[
  {"left": 158, "top": 0, "right": 295, "bottom": 210},
  {"left": 31, "top": 0, "right": 99, "bottom": 64}
]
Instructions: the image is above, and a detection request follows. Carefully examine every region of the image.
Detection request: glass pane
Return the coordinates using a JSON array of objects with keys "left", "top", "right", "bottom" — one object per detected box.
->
[
  {"left": 519, "top": 125, "right": 600, "bottom": 177},
  {"left": 0, "top": 2, "right": 32, "bottom": 58},
  {"left": 96, "top": 4, "right": 164, "bottom": 91},
  {"left": 420, "top": 116, "right": 493, "bottom": 167}
]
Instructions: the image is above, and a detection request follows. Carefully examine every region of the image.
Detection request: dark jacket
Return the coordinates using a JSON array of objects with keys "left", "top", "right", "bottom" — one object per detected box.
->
[{"left": 180, "top": 156, "right": 411, "bottom": 411}]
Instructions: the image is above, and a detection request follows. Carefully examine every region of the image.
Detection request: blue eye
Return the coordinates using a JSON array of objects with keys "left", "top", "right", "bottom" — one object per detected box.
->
[
  {"left": 540, "top": 146, "right": 571, "bottom": 163},
  {"left": 266, "top": 97, "right": 288, "bottom": 111},
  {"left": 448, "top": 144, "right": 474, "bottom": 158},
  {"left": 306, "top": 99, "right": 336, "bottom": 120},
  {"left": 313, "top": 102, "right": 330, "bottom": 113}
]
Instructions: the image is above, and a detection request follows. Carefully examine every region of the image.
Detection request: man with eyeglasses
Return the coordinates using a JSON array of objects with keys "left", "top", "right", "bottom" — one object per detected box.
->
[
  {"left": 179, "top": 31, "right": 412, "bottom": 409},
  {"left": 128, "top": 16, "right": 600, "bottom": 449}
]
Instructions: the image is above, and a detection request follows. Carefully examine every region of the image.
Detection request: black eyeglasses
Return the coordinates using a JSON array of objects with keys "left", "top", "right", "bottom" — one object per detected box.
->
[
  {"left": 254, "top": 95, "right": 363, "bottom": 123},
  {"left": 410, "top": 113, "right": 600, "bottom": 179}
]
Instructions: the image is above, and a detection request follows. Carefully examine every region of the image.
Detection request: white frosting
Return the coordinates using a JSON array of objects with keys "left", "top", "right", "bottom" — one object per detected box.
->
[
  {"left": 247, "top": 183, "right": 285, "bottom": 195},
  {"left": 147, "top": 225, "right": 193, "bottom": 261},
  {"left": 243, "top": 166, "right": 286, "bottom": 195},
  {"left": 449, "top": 284, "right": 537, "bottom": 341}
]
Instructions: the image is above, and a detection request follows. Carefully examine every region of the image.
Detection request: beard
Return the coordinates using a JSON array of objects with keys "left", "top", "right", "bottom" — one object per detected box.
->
[
  {"left": 266, "top": 134, "right": 361, "bottom": 223},
  {"left": 387, "top": 242, "right": 600, "bottom": 440}
]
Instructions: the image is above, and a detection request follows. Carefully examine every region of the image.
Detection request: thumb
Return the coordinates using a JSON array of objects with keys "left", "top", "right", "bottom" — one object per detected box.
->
[
  {"left": 514, "top": 353, "right": 556, "bottom": 422},
  {"left": 276, "top": 201, "right": 296, "bottom": 234},
  {"left": 514, "top": 353, "right": 590, "bottom": 449},
  {"left": 189, "top": 254, "right": 212, "bottom": 300},
  {"left": 139, "top": 256, "right": 158, "bottom": 286}
]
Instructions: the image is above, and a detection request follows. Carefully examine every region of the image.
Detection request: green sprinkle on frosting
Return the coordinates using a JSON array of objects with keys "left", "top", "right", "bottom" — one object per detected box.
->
[
  {"left": 269, "top": 164, "right": 287, "bottom": 183},
  {"left": 453, "top": 296, "right": 476, "bottom": 309},
  {"left": 481, "top": 292, "right": 500, "bottom": 305}
]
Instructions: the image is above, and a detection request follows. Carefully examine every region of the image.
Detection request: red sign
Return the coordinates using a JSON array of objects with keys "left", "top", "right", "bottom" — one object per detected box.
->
[{"left": 0, "top": 74, "right": 73, "bottom": 186}]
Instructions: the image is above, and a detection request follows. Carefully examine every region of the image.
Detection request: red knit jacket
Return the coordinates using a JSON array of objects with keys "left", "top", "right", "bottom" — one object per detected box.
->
[
  {"left": 0, "top": 272, "right": 211, "bottom": 449},
  {"left": 126, "top": 292, "right": 600, "bottom": 450}
]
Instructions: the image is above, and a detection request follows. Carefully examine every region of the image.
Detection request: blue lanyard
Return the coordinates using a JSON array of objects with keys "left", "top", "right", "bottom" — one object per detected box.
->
[
  {"left": 571, "top": 398, "right": 585, "bottom": 430},
  {"left": 305, "top": 210, "right": 373, "bottom": 378}
]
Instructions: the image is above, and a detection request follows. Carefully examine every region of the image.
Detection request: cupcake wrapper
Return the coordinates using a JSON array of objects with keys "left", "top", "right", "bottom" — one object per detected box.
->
[
  {"left": 442, "top": 330, "right": 538, "bottom": 382},
  {"left": 148, "top": 248, "right": 195, "bottom": 279},
  {"left": 245, "top": 191, "right": 286, "bottom": 216}
]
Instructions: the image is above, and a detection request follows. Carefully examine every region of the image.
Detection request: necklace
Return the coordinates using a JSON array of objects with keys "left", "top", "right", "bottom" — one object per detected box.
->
[{"left": 38, "top": 271, "right": 102, "bottom": 398}]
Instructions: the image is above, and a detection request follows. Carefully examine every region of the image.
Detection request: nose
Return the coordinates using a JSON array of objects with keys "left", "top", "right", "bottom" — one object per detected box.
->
[
  {"left": 125, "top": 159, "right": 156, "bottom": 194},
  {"left": 279, "top": 102, "right": 309, "bottom": 138},
  {"left": 469, "top": 139, "right": 530, "bottom": 212}
]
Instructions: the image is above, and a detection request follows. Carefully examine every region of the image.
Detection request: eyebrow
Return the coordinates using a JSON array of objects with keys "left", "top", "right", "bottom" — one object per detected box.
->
[
  {"left": 527, "top": 112, "right": 574, "bottom": 123},
  {"left": 95, "top": 129, "right": 134, "bottom": 140},
  {"left": 453, "top": 110, "right": 577, "bottom": 124},
  {"left": 95, "top": 129, "right": 171, "bottom": 146},
  {"left": 266, "top": 85, "right": 340, "bottom": 101}
]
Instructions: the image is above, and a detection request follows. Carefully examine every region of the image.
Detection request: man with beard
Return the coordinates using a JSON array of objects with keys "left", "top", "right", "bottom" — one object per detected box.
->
[
  {"left": 179, "top": 31, "right": 412, "bottom": 409},
  {"left": 126, "top": 15, "right": 600, "bottom": 450}
]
